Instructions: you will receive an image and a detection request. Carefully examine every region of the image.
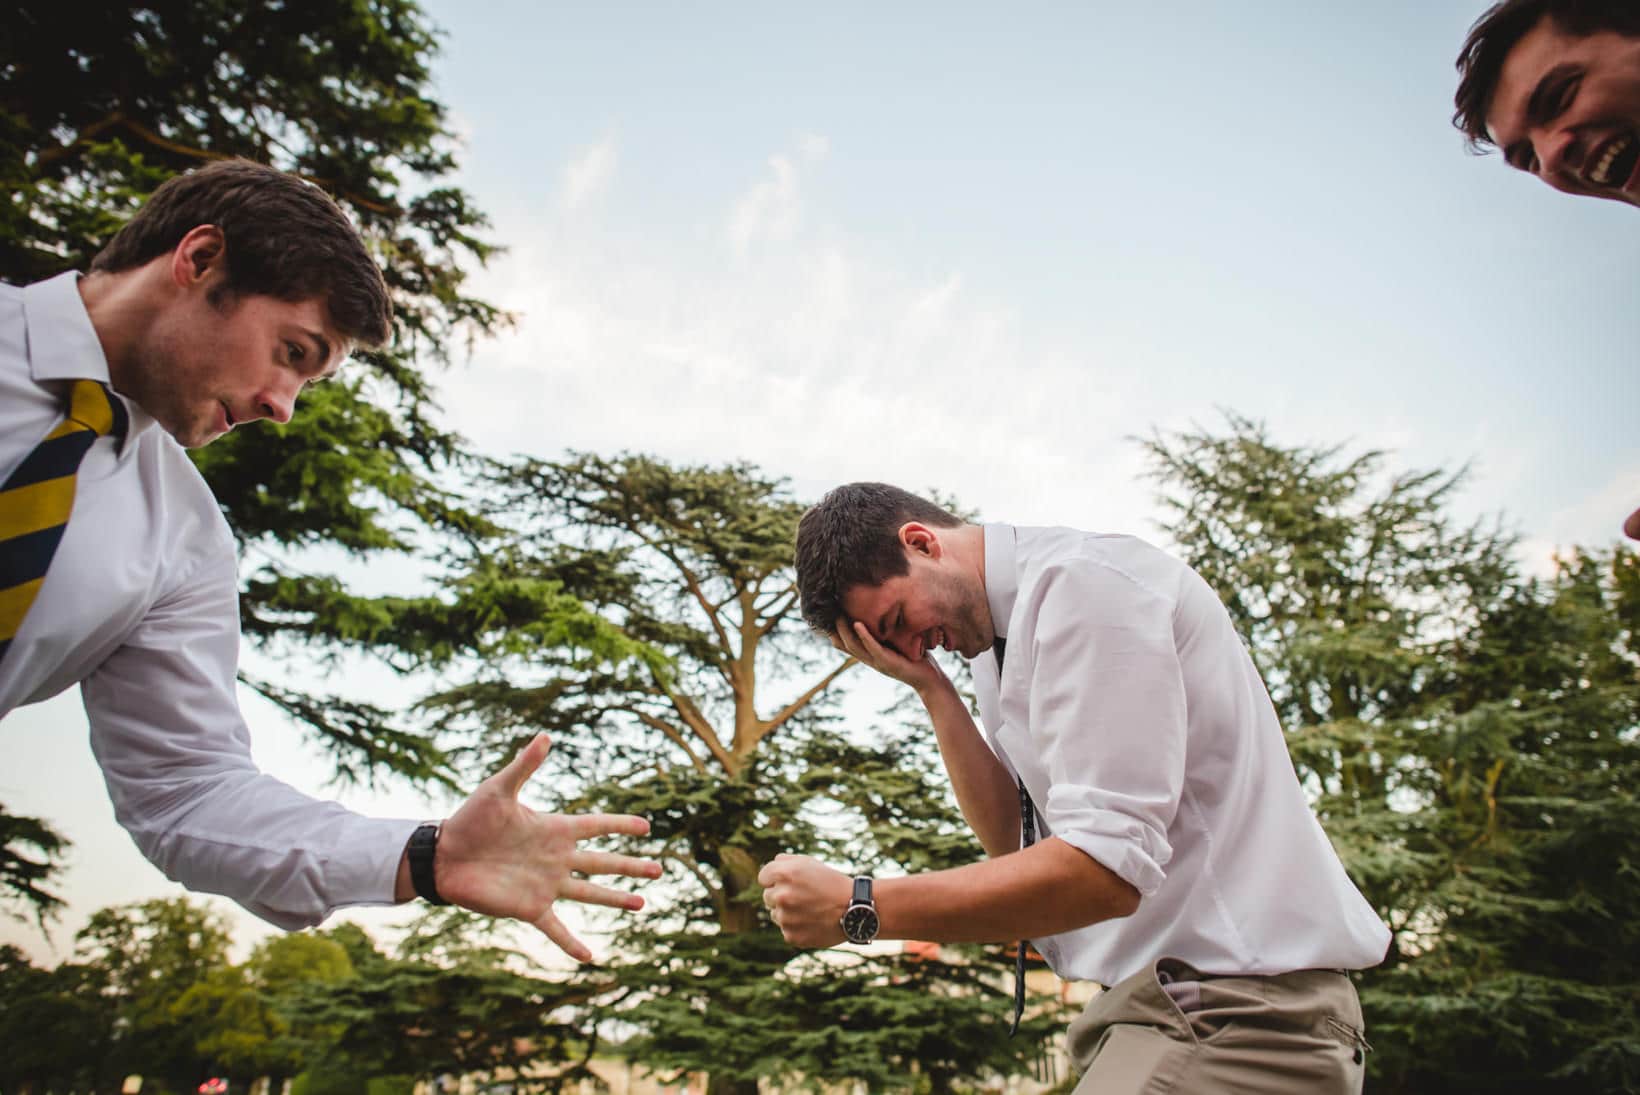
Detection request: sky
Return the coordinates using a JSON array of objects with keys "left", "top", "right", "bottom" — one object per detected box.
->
[{"left": 3, "top": 0, "right": 1637, "bottom": 964}]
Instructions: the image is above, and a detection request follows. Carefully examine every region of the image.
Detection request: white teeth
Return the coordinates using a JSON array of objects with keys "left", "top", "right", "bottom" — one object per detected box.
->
[{"left": 1590, "top": 134, "right": 1630, "bottom": 186}]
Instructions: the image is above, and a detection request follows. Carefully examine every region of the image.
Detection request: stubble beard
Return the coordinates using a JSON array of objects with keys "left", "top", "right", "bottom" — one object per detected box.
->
[
  {"left": 119, "top": 329, "right": 218, "bottom": 448},
  {"left": 932, "top": 568, "right": 992, "bottom": 659}
]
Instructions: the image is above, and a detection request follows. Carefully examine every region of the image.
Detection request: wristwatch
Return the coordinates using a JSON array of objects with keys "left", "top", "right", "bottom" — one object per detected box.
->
[
  {"left": 839, "top": 876, "right": 879, "bottom": 944},
  {"left": 407, "top": 822, "right": 448, "bottom": 905}
]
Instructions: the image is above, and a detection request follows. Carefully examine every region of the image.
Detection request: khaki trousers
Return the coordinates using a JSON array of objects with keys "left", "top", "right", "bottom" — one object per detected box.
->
[{"left": 1066, "top": 958, "right": 1372, "bottom": 1094}]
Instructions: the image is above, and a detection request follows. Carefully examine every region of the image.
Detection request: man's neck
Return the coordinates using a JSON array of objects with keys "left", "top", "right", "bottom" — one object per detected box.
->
[
  {"left": 76, "top": 263, "right": 163, "bottom": 394},
  {"left": 946, "top": 522, "right": 996, "bottom": 641}
]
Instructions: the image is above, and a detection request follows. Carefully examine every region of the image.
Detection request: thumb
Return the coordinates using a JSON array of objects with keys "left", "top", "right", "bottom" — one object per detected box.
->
[{"left": 496, "top": 733, "right": 552, "bottom": 799}]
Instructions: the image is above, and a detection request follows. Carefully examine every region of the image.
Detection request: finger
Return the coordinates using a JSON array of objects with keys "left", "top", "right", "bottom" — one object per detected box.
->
[
  {"left": 572, "top": 850, "right": 663, "bottom": 879},
  {"left": 497, "top": 733, "right": 552, "bottom": 799},
  {"left": 568, "top": 812, "right": 652, "bottom": 840},
  {"left": 536, "top": 909, "right": 592, "bottom": 964},
  {"left": 835, "top": 622, "right": 870, "bottom": 661},
  {"left": 851, "top": 621, "right": 894, "bottom": 661},
  {"left": 560, "top": 878, "right": 646, "bottom": 911},
  {"left": 756, "top": 861, "right": 777, "bottom": 886}
]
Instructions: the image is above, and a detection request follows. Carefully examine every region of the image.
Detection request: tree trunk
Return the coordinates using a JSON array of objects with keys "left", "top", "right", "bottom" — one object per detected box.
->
[{"left": 716, "top": 847, "right": 761, "bottom": 933}]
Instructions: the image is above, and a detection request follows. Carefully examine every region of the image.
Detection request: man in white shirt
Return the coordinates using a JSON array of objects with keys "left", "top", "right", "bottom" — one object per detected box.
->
[
  {"left": 1, "top": 160, "right": 658, "bottom": 961},
  {"left": 760, "top": 483, "right": 1389, "bottom": 1093}
]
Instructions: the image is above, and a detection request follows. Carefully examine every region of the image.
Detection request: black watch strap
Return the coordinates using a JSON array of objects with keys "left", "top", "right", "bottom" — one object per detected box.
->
[
  {"left": 408, "top": 822, "right": 448, "bottom": 905},
  {"left": 851, "top": 876, "right": 873, "bottom": 905}
]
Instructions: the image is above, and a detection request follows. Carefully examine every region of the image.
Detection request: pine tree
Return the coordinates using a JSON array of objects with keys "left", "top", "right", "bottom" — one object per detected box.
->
[{"left": 1142, "top": 414, "right": 1640, "bottom": 1093}]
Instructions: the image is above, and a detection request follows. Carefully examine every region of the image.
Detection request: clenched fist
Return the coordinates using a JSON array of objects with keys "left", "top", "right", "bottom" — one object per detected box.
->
[{"left": 757, "top": 853, "right": 853, "bottom": 948}]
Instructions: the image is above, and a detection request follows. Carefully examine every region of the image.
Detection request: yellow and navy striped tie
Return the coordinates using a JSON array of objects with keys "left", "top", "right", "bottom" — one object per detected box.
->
[{"left": 0, "top": 380, "right": 128, "bottom": 665}]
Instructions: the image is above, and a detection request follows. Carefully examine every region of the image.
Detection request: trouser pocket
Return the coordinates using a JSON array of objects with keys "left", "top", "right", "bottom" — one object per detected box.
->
[{"left": 1324, "top": 1015, "right": 1373, "bottom": 1064}]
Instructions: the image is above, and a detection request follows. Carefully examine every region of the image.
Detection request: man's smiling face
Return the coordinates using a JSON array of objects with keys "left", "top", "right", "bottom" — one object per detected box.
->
[
  {"left": 839, "top": 551, "right": 994, "bottom": 663},
  {"left": 1486, "top": 18, "right": 1640, "bottom": 207}
]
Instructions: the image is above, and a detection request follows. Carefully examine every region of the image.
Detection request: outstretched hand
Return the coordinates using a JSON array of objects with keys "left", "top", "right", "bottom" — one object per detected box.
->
[
  {"left": 833, "top": 618, "right": 947, "bottom": 695},
  {"left": 416, "top": 733, "right": 661, "bottom": 963}
]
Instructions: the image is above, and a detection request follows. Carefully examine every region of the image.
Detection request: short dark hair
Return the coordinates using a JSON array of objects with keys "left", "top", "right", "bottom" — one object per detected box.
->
[
  {"left": 1454, "top": 0, "right": 1640, "bottom": 150},
  {"left": 794, "top": 482, "right": 964, "bottom": 633},
  {"left": 90, "top": 159, "right": 392, "bottom": 348}
]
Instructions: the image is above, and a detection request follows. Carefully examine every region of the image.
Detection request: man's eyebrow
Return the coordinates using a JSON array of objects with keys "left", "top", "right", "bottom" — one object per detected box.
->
[
  {"left": 1526, "top": 62, "right": 1579, "bottom": 126},
  {"left": 876, "top": 605, "right": 895, "bottom": 639}
]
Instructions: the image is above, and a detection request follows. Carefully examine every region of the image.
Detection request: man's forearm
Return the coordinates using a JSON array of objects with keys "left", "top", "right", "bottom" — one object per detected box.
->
[
  {"left": 919, "top": 675, "right": 1024, "bottom": 857},
  {"left": 874, "top": 837, "right": 1140, "bottom": 943}
]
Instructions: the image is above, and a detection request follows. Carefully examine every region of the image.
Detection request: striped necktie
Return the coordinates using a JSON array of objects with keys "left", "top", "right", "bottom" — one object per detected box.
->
[
  {"left": 995, "top": 635, "right": 1039, "bottom": 1037},
  {"left": 0, "top": 379, "right": 128, "bottom": 665}
]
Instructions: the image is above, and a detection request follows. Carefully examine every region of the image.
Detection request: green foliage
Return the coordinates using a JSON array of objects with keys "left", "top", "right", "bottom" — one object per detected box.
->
[
  {"left": 0, "top": 805, "right": 69, "bottom": 925},
  {"left": 0, "top": 899, "right": 614, "bottom": 1092},
  {"left": 280, "top": 910, "right": 604, "bottom": 1092},
  {"left": 168, "top": 931, "right": 360, "bottom": 1086},
  {"left": 68, "top": 898, "right": 236, "bottom": 1092},
  {"left": 1144, "top": 415, "right": 1640, "bottom": 1094},
  {"left": 0, "top": 944, "right": 114, "bottom": 1094},
  {"left": 613, "top": 930, "right": 1061, "bottom": 1093}
]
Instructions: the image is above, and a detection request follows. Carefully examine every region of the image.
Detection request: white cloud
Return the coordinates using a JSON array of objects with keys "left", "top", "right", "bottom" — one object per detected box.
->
[
  {"left": 727, "top": 152, "right": 804, "bottom": 256},
  {"left": 441, "top": 175, "right": 1151, "bottom": 540},
  {"left": 562, "top": 134, "right": 618, "bottom": 211}
]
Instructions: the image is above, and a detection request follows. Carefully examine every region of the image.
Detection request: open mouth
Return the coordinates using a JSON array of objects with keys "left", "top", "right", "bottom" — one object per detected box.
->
[{"left": 1587, "top": 131, "right": 1639, "bottom": 189}]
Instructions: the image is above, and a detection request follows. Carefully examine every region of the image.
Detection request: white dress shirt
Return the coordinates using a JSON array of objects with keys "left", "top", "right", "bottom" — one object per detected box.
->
[
  {"left": 973, "top": 523, "right": 1390, "bottom": 986},
  {"left": 0, "top": 272, "right": 418, "bottom": 929}
]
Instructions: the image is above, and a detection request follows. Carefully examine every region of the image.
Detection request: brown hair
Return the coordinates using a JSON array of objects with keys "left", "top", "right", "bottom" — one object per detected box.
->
[
  {"left": 90, "top": 159, "right": 392, "bottom": 348},
  {"left": 1454, "top": 0, "right": 1640, "bottom": 150},
  {"left": 794, "top": 482, "right": 964, "bottom": 633}
]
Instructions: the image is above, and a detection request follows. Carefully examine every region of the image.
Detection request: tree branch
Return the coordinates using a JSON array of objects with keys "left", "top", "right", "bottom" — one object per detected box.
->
[{"left": 754, "top": 657, "right": 856, "bottom": 746}]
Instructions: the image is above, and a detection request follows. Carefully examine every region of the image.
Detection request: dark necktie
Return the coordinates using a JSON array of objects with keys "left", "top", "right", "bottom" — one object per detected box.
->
[
  {"left": 0, "top": 379, "right": 128, "bottom": 665},
  {"left": 996, "top": 635, "right": 1038, "bottom": 1036}
]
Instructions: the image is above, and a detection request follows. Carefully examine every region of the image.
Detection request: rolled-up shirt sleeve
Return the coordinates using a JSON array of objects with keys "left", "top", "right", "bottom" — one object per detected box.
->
[
  {"left": 1024, "top": 560, "right": 1186, "bottom": 898},
  {"left": 81, "top": 547, "right": 419, "bottom": 930}
]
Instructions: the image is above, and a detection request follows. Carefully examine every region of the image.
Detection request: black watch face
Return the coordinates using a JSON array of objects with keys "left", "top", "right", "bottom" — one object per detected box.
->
[{"left": 841, "top": 905, "right": 879, "bottom": 943}]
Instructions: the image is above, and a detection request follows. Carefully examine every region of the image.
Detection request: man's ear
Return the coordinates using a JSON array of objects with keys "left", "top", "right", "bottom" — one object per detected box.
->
[
  {"left": 898, "top": 522, "right": 941, "bottom": 559},
  {"left": 170, "top": 225, "right": 226, "bottom": 290}
]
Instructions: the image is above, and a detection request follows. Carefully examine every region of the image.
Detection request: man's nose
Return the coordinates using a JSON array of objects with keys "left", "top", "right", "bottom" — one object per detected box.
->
[
  {"left": 1537, "top": 127, "right": 1586, "bottom": 188},
  {"left": 253, "top": 380, "right": 298, "bottom": 424}
]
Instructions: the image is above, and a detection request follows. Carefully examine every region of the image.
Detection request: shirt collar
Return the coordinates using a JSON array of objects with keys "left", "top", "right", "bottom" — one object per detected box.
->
[
  {"left": 23, "top": 272, "right": 112, "bottom": 385},
  {"left": 23, "top": 271, "right": 155, "bottom": 451},
  {"left": 983, "top": 522, "right": 1018, "bottom": 641}
]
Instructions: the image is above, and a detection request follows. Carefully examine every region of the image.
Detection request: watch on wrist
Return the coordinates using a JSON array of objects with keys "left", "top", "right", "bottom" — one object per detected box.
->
[
  {"left": 408, "top": 822, "right": 448, "bottom": 906},
  {"left": 839, "top": 875, "right": 879, "bottom": 944}
]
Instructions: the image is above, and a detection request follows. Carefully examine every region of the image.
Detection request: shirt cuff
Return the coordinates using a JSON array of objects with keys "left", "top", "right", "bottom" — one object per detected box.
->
[
  {"left": 1044, "top": 784, "right": 1173, "bottom": 897},
  {"left": 331, "top": 815, "right": 424, "bottom": 906},
  {"left": 221, "top": 814, "right": 423, "bottom": 931}
]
